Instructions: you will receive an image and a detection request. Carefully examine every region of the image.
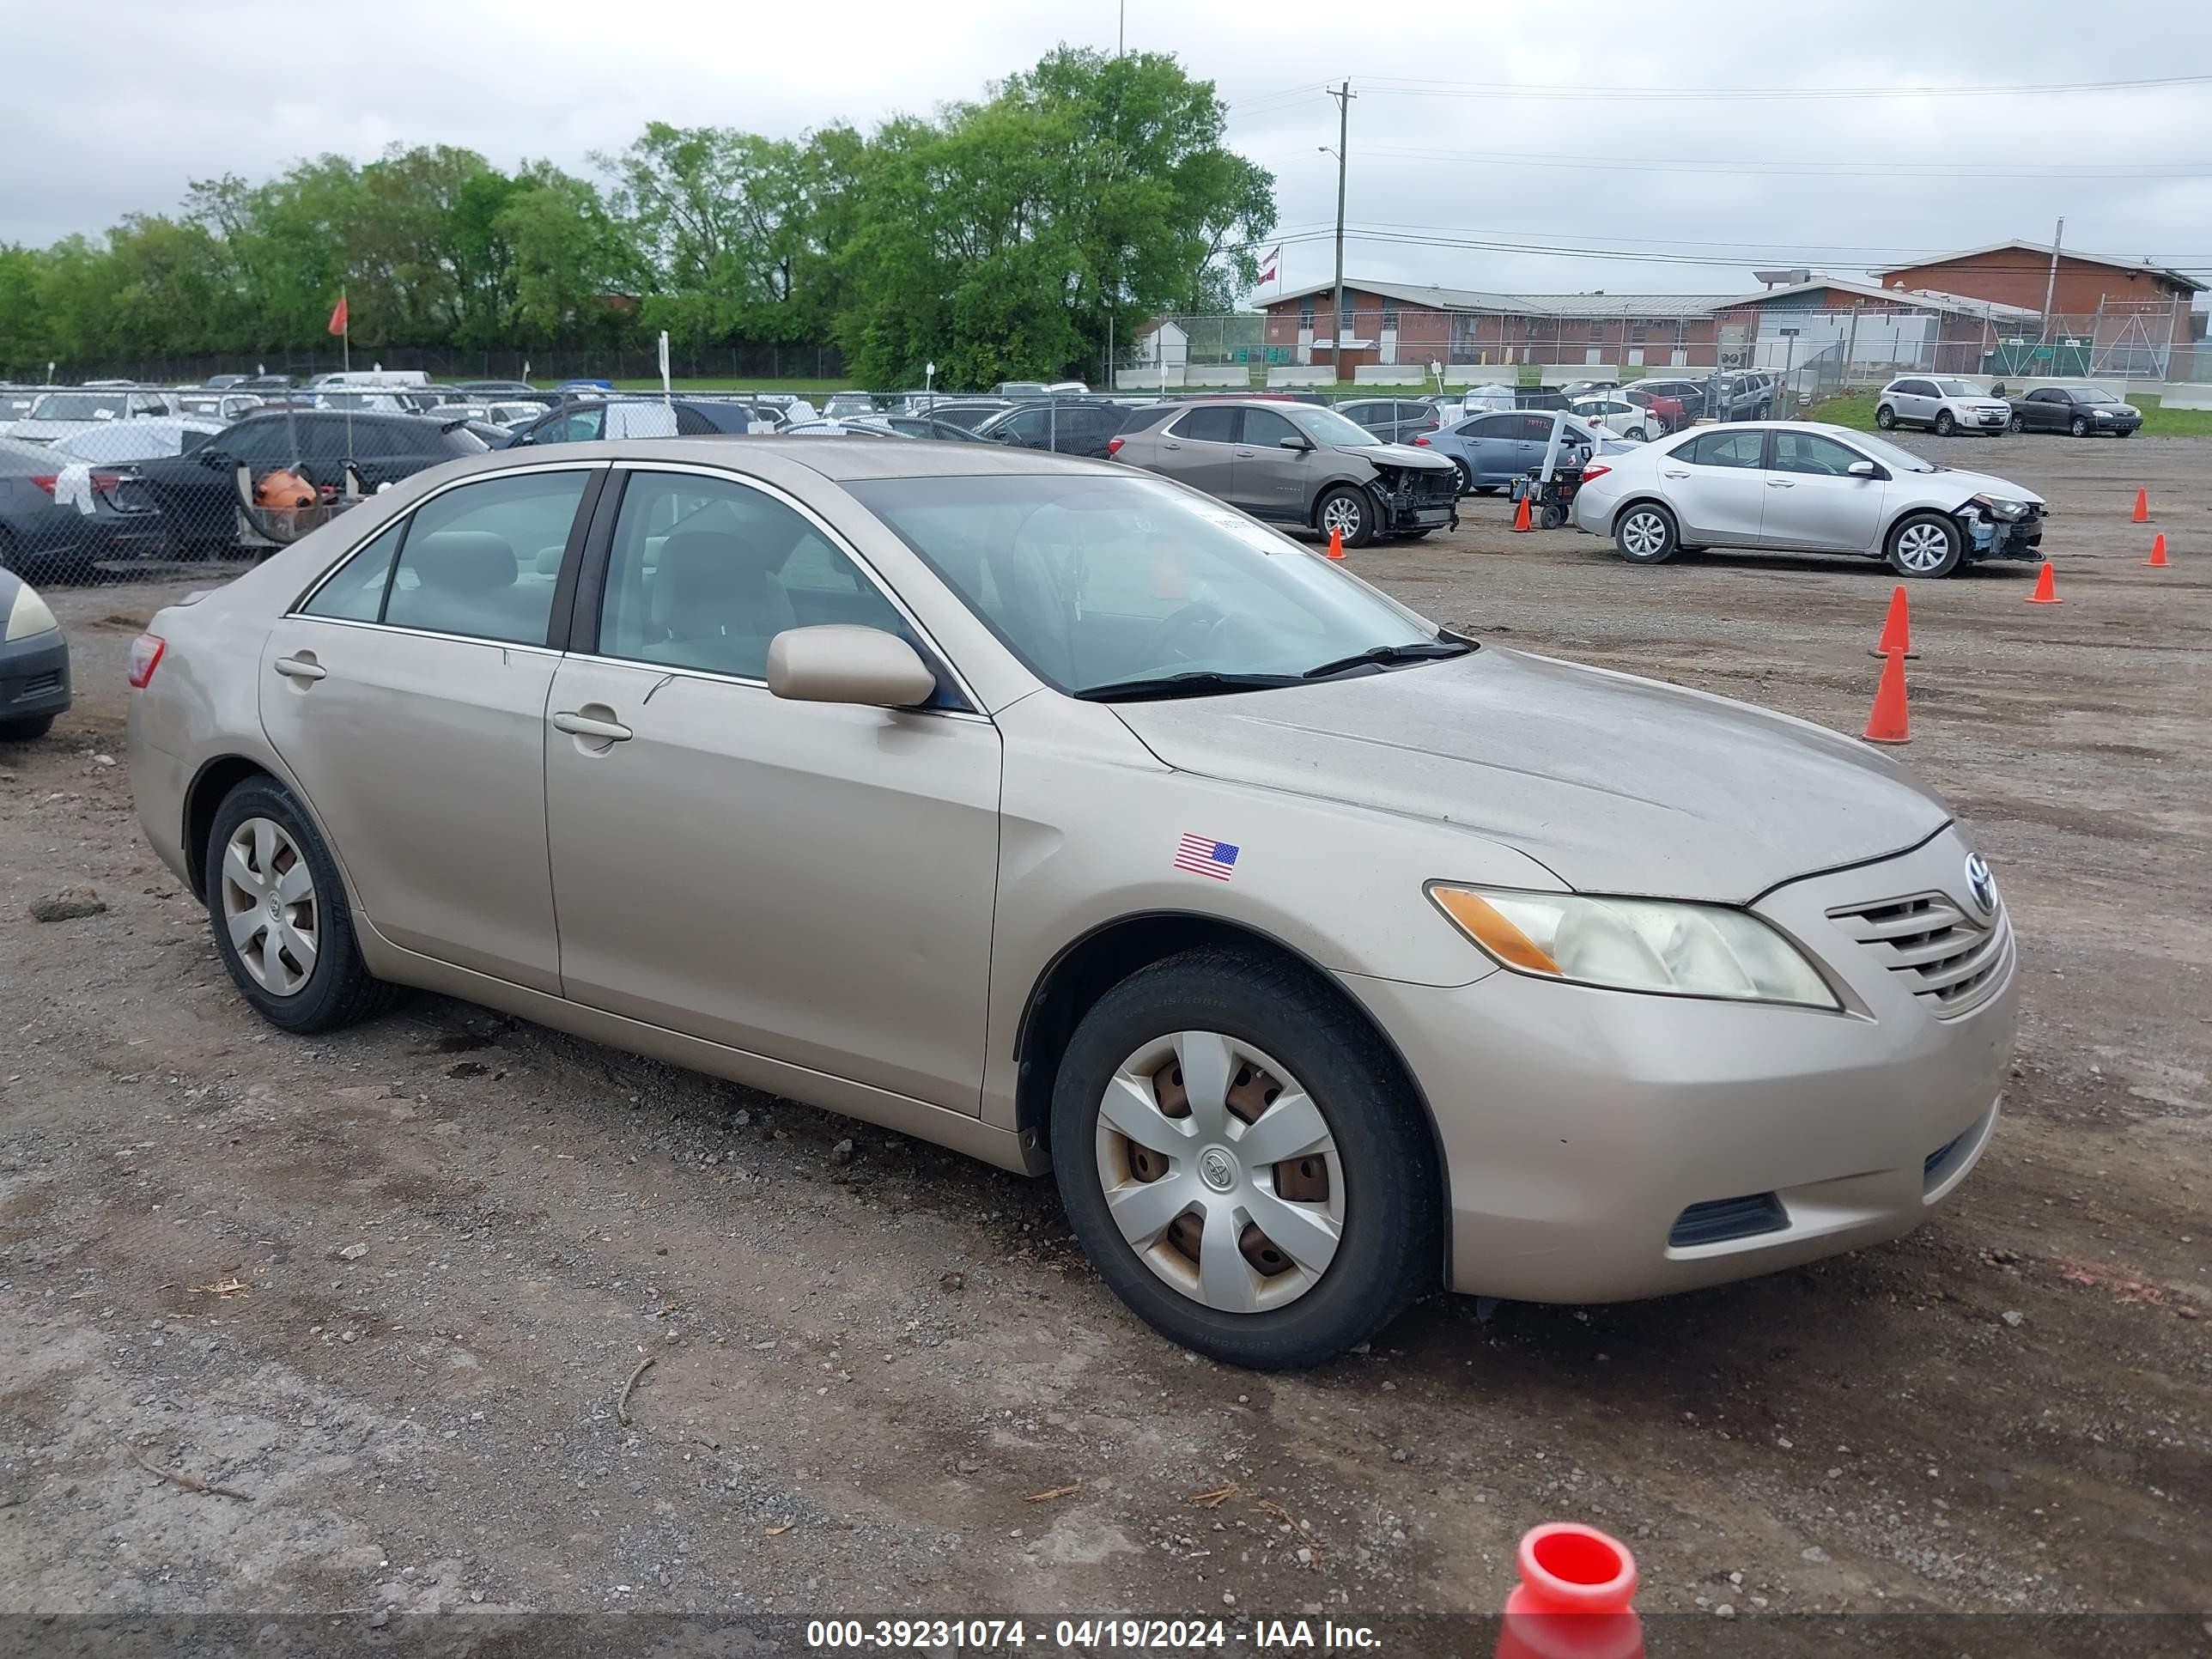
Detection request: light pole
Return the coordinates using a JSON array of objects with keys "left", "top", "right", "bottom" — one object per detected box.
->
[{"left": 1323, "top": 81, "right": 1352, "bottom": 386}]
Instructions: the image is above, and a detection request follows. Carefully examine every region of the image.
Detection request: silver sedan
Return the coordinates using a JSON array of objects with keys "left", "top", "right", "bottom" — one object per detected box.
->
[{"left": 127, "top": 438, "right": 2017, "bottom": 1368}]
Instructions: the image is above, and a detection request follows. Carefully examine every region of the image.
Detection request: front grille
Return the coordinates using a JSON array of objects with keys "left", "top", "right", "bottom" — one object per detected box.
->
[
  {"left": 1669, "top": 1193, "right": 1789, "bottom": 1249},
  {"left": 1827, "top": 890, "right": 2012, "bottom": 1018}
]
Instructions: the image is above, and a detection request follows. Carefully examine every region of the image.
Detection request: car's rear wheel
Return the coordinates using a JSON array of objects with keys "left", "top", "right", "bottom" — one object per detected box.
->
[
  {"left": 2008, "top": 412, "right": 2026, "bottom": 434},
  {"left": 2069, "top": 416, "right": 2090, "bottom": 437},
  {"left": 1933, "top": 410, "right": 1955, "bottom": 436},
  {"left": 1887, "top": 511, "right": 1962, "bottom": 579},
  {"left": 1050, "top": 948, "right": 1437, "bottom": 1370},
  {"left": 1613, "top": 502, "right": 1679, "bottom": 564},
  {"left": 1875, "top": 404, "right": 1898, "bottom": 430},
  {"left": 1315, "top": 486, "right": 1376, "bottom": 548},
  {"left": 205, "top": 776, "right": 394, "bottom": 1034}
]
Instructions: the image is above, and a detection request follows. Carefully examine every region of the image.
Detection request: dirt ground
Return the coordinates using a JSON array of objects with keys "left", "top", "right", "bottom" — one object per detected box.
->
[{"left": 2, "top": 430, "right": 2206, "bottom": 1642}]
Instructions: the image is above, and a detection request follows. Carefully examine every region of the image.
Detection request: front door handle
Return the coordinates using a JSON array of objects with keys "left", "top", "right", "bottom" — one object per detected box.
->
[
  {"left": 553, "top": 709, "right": 633, "bottom": 742},
  {"left": 1765, "top": 478, "right": 1796, "bottom": 488},
  {"left": 272, "top": 655, "right": 326, "bottom": 682}
]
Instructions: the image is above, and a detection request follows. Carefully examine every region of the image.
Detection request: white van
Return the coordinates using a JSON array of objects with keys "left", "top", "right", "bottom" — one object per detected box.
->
[{"left": 312, "top": 370, "right": 431, "bottom": 389}]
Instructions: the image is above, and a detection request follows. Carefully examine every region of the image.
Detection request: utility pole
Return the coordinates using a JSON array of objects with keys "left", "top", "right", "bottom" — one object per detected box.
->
[
  {"left": 1329, "top": 81, "right": 1353, "bottom": 386},
  {"left": 2041, "top": 216, "right": 2064, "bottom": 337}
]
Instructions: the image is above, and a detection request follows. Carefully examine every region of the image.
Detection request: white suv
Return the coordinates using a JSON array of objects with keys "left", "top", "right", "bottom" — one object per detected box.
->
[{"left": 1876, "top": 377, "right": 2011, "bottom": 437}]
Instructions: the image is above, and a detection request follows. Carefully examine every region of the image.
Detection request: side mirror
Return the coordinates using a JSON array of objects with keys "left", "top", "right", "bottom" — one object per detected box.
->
[
  {"left": 767, "top": 625, "right": 937, "bottom": 709},
  {"left": 1846, "top": 459, "right": 1878, "bottom": 478},
  {"left": 1278, "top": 434, "right": 1314, "bottom": 451}
]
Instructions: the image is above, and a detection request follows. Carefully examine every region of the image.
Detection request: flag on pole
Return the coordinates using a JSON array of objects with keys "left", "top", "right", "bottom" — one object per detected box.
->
[
  {"left": 326, "top": 294, "right": 349, "bottom": 337},
  {"left": 1256, "top": 245, "right": 1281, "bottom": 286}
]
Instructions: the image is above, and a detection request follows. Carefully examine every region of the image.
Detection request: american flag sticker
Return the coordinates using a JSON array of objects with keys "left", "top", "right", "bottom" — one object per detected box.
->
[{"left": 1174, "top": 834, "right": 1241, "bottom": 881}]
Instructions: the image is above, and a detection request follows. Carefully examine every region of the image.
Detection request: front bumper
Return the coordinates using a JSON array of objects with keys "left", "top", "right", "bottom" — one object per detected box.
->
[
  {"left": 0, "top": 628, "right": 71, "bottom": 725},
  {"left": 1342, "top": 828, "right": 2019, "bottom": 1304}
]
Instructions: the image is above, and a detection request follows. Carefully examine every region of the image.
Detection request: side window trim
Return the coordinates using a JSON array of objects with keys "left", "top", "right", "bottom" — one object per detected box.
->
[{"left": 571, "top": 462, "right": 980, "bottom": 714}]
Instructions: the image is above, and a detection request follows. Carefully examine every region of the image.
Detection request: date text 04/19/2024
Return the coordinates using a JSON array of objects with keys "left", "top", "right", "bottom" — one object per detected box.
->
[{"left": 804, "top": 1617, "right": 1383, "bottom": 1650}]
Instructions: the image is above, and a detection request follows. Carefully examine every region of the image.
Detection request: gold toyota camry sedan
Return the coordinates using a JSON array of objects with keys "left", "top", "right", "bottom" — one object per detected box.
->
[{"left": 126, "top": 439, "right": 2017, "bottom": 1369}]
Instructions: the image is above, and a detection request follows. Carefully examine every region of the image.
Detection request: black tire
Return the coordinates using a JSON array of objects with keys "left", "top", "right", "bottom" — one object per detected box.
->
[
  {"left": 1875, "top": 404, "right": 1898, "bottom": 430},
  {"left": 1885, "top": 510, "right": 1963, "bottom": 580},
  {"left": 1314, "top": 486, "right": 1377, "bottom": 549},
  {"left": 2069, "top": 416, "right": 2090, "bottom": 438},
  {"left": 1933, "top": 410, "right": 1955, "bottom": 436},
  {"left": 1398, "top": 529, "right": 1435, "bottom": 541},
  {"left": 1450, "top": 458, "right": 1474, "bottom": 496},
  {"left": 1049, "top": 947, "right": 1439, "bottom": 1370},
  {"left": 0, "top": 714, "right": 55, "bottom": 743},
  {"left": 204, "top": 775, "right": 395, "bottom": 1035},
  {"left": 1613, "top": 501, "right": 1679, "bottom": 564},
  {"left": 2118, "top": 427, "right": 2134, "bottom": 438},
  {"left": 2008, "top": 412, "right": 2026, "bottom": 434},
  {"left": 1539, "top": 501, "right": 1567, "bottom": 530}
]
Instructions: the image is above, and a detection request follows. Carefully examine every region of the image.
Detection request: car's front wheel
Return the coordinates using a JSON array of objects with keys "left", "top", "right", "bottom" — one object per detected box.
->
[
  {"left": 0, "top": 714, "right": 54, "bottom": 743},
  {"left": 1875, "top": 404, "right": 1899, "bottom": 429},
  {"left": 1613, "top": 502, "right": 1679, "bottom": 564},
  {"left": 1050, "top": 949, "right": 1437, "bottom": 1370},
  {"left": 1933, "top": 410, "right": 1955, "bottom": 436},
  {"left": 205, "top": 775, "right": 395, "bottom": 1034},
  {"left": 1887, "top": 511, "right": 1962, "bottom": 579},
  {"left": 1315, "top": 486, "right": 1376, "bottom": 548},
  {"left": 2069, "top": 416, "right": 2090, "bottom": 437},
  {"left": 1450, "top": 458, "right": 1474, "bottom": 495}
]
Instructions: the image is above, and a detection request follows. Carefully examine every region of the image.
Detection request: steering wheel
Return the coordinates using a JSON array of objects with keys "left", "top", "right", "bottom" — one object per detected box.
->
[{"left": 1141, "top": 602, "right": 1229, "bottom": 669}]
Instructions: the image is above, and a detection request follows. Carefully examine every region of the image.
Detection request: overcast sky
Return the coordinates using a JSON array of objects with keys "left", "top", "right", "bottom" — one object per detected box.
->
[{"left": 7, "top": 0, "right": 2210, "bottom": 302}]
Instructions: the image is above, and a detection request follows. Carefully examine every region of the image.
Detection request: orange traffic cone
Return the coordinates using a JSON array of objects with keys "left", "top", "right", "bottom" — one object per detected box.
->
[
  {"left": 1496, "top": 1523, "right": 1644, "bottom": 1659},
  {"left": 2130, "top": 488, "right": 2149, "bottom": 524},
  {"left": 2145, "top": 533, "right": 2170, "bottom": 568},
  {"left": 2025, "top": 561, "right": 2062, "bottom": 605},
  {"left": 1511, "top": 491, "right": 1534, "bottom": 533},
  {"left": 1869, "top": 584, "right": 1918, "bottom": 659},
  {"left": 1325, "top": 526, "right": 1345, "bottom": 561},
  {"left": 1863, "top": 648, "right": 1910, "bottom": 745}
]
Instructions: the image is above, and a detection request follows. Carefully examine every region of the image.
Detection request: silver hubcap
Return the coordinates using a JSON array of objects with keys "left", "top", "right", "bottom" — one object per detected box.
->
[
  {"left": 1621, "top": 512, "right": 1667, "bottom": 557},
  {"left": 1895, "top": 523, "right": 1949, "bottom": 573},
  {"left": 1321, "top": 496, "right": 1361, "bottom": 535},
  {"left": 1094, "top": 1031, "right": 1344, "bottom": 1314},
  {"left": 221, "top": 817, "right": 318, "bottom": 996}
]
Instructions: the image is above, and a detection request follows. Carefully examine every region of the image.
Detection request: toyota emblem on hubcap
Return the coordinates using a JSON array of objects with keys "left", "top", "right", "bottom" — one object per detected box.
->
[
  {"left": 1198, "top": 1148, "right": 1237, "bottom": 1191},
  {"left": 1963, "top": 854, "right": 1996, "bottom": 919}
]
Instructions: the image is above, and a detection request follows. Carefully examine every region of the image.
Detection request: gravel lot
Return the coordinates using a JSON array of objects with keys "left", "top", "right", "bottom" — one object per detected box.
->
[{"left": 2, "top": 429, "right": 2205, "bottom": 1638}]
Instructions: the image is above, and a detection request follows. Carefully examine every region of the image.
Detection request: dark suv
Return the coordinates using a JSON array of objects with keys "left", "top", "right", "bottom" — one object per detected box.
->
[
  {"left": 972, "top": 399, "right": 1132, "bottom": 459},
  {"left": 1334, "top": 398, "right": 1443, "bottom": 445},
  {"left": 130, "top": 411, "right": 492, "bottom": 554}
]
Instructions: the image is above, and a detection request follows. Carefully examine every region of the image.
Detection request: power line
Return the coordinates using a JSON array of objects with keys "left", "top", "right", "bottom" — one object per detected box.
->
[
  {"left": 1352, "top": 70, "right": 2212, "bottom": 103},
  {"left": 1258, "top": 143, "right": 2212, "bottom": 181}
]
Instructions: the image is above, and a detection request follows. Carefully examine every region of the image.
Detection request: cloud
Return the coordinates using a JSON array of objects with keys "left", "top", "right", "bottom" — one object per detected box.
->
[{"left": 7, "top": 0, "right": 2209, "bottom": 300}]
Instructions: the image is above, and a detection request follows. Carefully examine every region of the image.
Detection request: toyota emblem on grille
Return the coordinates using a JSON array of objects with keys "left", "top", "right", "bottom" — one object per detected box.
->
[{"left": 1963, "top": 854, "right": 1996, "bottom": 919}]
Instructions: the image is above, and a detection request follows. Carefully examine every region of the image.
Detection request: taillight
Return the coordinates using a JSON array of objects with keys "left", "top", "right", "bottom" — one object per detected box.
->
[
  {"left": 1105, "top": 436, "right": 1125, "bottom": 458},
  {"left": 1412, "top": 435, "right": 1431, "bottom": 446},
  {"left": 1579, "top": 464, "right": 1611, "bottom": 483},
  {"left": 127, "top": 633, "right": 166, "bottom": 690},
  {"left": 27, "top": 471, "right": 125, "bottom": 496}
]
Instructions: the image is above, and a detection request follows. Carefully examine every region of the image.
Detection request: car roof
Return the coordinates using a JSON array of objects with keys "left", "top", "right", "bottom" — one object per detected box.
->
[{"left": 409, "top": 434, "right": 1115, "bottom": 484}]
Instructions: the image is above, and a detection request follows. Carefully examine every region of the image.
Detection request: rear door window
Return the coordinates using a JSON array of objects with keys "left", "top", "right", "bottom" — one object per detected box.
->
[
  {"left": 381, "top": 470, "right": 592, "bottom": 644},
  {"left": 1685, "top": 429, "right": 1766, "bottom": 468},
  {"left": 1168, "top": 406, "right": 1238, "bottom": 444}
]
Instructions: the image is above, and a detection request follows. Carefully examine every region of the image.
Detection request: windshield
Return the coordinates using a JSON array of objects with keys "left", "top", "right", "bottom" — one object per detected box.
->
[
  {"left": 2069, "top": 387, "right": 2118, "bottom": 404},
  {"left": 29, "top": 392, "right": 128, "bottom": 422},
  {"left": 1291, "top": 406, "right": 1380, "bottom": 447},
  {"left": 846, "top": 474, "right": 1445, "bottom": 696},
  {"left": 1844, "top": 432, "right": 1938, "bottom": 473},
  {"left": 1932, "top": 380, "right": 1981, "bottom": 397}
]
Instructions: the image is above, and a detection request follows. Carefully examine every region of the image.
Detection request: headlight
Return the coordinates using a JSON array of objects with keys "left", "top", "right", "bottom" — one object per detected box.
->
[
  {"left": 2093, "top": 410, "right": 2114, "bottom": 419},
  {"left": 1972, "top": 494, "right": 2030, "bottom": 521},
  {"left": 1428, "top": 884, "right": 1839, "bottom": 1007},
  {"left": 4, "top": 582, "right": 58, "bottom": 642}
]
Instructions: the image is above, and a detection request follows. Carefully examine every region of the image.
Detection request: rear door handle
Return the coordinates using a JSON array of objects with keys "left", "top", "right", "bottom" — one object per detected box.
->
[
  {"left": 552, "top": 710, "right": 633, "bottom": 742},
  {"left": 1765, "top": 478, "right": 1796, "bottom": 488},
  {"left": 1662, "top": 469, "right": 1690, "bottom": 479},
  {"left": 272, "top": 656, "right": 326, "bottom": 682}
]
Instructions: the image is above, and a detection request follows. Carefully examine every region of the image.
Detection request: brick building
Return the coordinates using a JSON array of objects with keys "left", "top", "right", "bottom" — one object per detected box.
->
[
  {"left": 1867, "top": 242, "right": 2203, "bottom": 359},
  {"left": 1258, "top": 280, "right": 1734, "bottom": 374}
]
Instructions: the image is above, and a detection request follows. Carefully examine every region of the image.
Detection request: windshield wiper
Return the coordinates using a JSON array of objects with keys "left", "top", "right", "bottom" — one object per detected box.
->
[
  {"left": 1074, "top": 671, "right": 1304, "bottom": 703},
  {"left": 1301, "top": 639, "right": 1474, "bottom": 680}
]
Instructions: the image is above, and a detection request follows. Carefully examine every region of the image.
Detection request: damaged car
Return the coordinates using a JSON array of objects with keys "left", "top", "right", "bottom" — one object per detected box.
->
[
  {"left": 1111, "top": 398, "right": 1458, "bottom": 546},
  {"left": 1571, "top": 422, "right": 2044, "bottom": 578}
]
